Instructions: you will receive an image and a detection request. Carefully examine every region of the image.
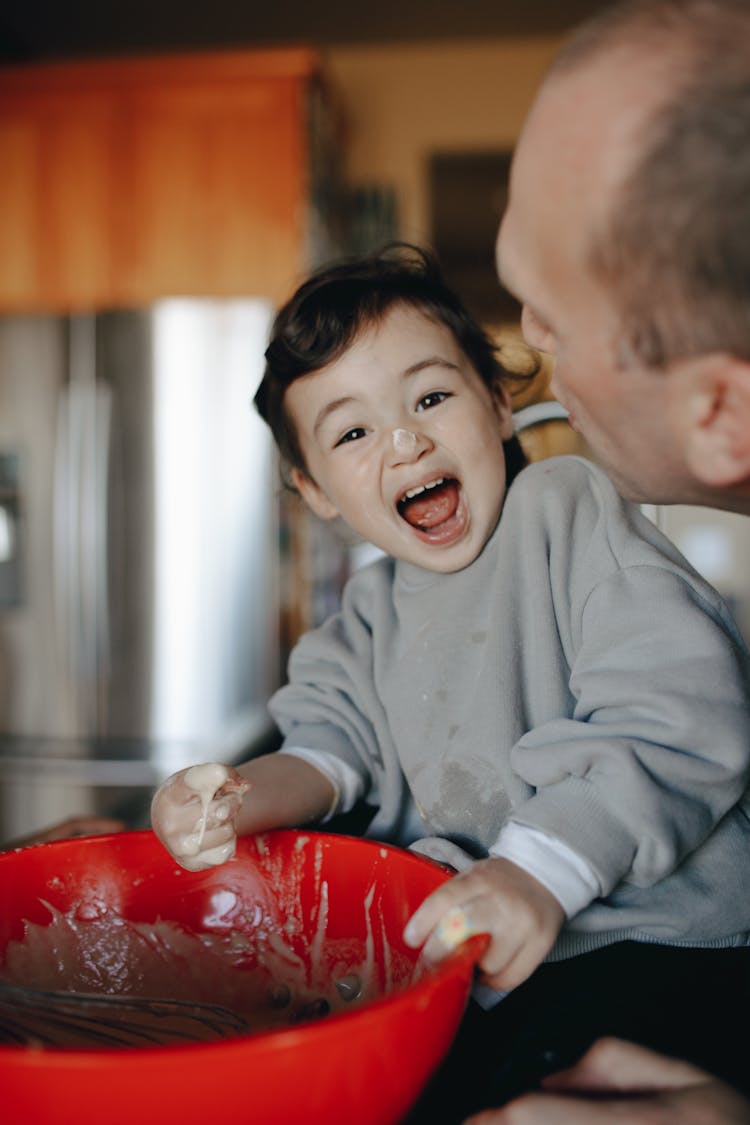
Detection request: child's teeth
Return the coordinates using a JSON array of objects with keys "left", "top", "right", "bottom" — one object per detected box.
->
[{"left": 405, "top": 477, "right": 444, "bottom": 500}]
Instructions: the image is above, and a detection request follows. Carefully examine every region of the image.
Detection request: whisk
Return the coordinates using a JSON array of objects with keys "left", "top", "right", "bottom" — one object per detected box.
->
[{"left": 0, "top": 979, "right": 249, "bottom": 1048}]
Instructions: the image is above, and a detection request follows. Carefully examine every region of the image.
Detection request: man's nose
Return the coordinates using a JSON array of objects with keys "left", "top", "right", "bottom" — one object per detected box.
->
[{"left": 388, "top": 427, "right": 432, "bottom": 464}]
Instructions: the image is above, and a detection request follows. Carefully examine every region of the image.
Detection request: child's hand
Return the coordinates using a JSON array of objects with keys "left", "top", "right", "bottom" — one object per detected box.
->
[
  {"left": 150, "top": 762, "right": 250, "bottom": 872},
  {"left": 403, "top": 856, "right": 565, "bottom": 990}
]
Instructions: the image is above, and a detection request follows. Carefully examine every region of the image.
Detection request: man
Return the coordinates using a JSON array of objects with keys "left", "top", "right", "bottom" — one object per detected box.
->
[
  {"left": 467, "top": 0, "right": 750, "bottom": 1121},
  {"left": 497, "top": 0, "right": 750, "bottom": 516}
]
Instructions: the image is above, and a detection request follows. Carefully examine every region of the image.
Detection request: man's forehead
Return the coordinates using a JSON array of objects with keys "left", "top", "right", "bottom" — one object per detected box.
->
[
  {"left": 502, "top": 49, "right": 670, "bottom": 264},
  {"left": 530, "top": 57, "right": 660, "bottom": 187}
]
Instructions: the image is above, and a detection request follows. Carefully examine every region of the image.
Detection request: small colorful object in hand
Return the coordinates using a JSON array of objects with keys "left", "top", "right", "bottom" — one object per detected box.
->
[{"left": 436, "top": 905, "right": 473, "bottom": 949}]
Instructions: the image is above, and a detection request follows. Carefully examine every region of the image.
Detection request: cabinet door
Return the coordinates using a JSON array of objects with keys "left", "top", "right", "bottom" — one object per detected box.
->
[
  {"left": 0, "top": 50, "right": 320, "bottom": 311},
  {"left": 0, "top": 89, "right": 122, "bottom": 309},
  {"left": 121, "top": 76, "right": 307, "bottom": 304}
]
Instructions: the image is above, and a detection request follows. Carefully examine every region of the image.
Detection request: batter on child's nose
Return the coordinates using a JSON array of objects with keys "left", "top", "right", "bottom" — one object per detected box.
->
[{"left": 392, "top": 428, "right": 418, "bottom": 456}]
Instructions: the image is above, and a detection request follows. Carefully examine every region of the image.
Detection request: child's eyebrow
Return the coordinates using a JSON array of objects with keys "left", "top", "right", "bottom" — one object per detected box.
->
[
  {"left": 404, "top": 357, "right": 461, "bottom": 377},
  {"left": 313, "top": 395, "right": 356, "bottom": 437}
]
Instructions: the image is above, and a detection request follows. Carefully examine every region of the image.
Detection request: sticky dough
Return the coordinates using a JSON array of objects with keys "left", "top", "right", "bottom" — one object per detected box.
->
[{"left": 184, "top": 762, "right": 231, "bottom": 849}]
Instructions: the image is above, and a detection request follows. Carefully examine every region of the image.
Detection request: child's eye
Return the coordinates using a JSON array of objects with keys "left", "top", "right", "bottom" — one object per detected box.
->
[
  {"left": 334, "top": 426, "right": 367, "bottom": 448},
  {"left": 416, "top": 391, "right": 450, "bottom": 411}
]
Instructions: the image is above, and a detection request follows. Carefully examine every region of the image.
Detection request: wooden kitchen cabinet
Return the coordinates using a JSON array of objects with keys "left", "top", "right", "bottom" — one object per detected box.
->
[
  {"left": 0, "top": 48, "right": 338, "bottom": 310},
  {"left": 0, "top": 84, "right": 122, "bottom": 308}
]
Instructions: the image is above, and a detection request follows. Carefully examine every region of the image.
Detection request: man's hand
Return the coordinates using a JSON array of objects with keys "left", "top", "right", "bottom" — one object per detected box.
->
[{"left": 463, "top": 1037, "right": 750, "bottom": 1124}]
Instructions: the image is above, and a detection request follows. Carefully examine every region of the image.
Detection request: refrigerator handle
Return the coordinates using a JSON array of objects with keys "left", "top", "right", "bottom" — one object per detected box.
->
[
  {"left": 53, "top": 379, "right": 85, "bottom": 718},
  {"left": 93, "top": 381, "right": 113, "bottom": 699},
  {"left": 54, "top": 314, "right": 106, "bottom": 735}
]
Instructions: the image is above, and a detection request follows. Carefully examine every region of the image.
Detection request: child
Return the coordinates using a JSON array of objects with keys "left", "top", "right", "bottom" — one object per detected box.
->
[{"left": 151, "top": 245, "right": 750, "bottom": 1110}]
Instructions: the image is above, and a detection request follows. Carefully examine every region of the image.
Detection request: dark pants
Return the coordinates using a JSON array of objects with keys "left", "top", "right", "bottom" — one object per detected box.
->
[{"left": 403, "top": 941, "right": 750, "bottom": 1124}]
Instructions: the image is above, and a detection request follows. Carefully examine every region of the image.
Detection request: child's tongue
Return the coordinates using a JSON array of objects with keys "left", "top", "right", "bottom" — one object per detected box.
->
[{"left": 401, "top": 480, "right": 460, "bottom": 530}]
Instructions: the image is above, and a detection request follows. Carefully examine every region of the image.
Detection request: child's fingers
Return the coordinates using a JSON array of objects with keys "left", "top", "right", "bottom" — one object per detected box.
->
[
  {"left": 184, "top": 818, "right": 233, "bottom": 848},
  {"left": 151, "top": 771, "right": 236, "bottom": 862},
  {"left": 403, "top": 862, "right": 507, "bottom": 953},
  {"left": 478, "top": 937, "right": 547, "bottom": 991},
  {"left": 418, "top": 898, "right": 491, "bottom": 964},
  {"left": 403, "top": 881, "right": 465, "bottom": 949},
  {"left": 403, "top": 859, "right": 564, "bottom": 990},
  {"left": 415, "top": 896, "right": 535, "bottom": 989},
  {"left": 178, "top": 819, "right": 236, "bottom": 860},
  {"left": 174, "top": 823, "right": 240, "bottom": 872}
]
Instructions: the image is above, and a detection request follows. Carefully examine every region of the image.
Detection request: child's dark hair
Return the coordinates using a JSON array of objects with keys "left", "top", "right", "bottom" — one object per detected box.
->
[{"left": 255, "top": 242, "right": 532, "bottom": 486}]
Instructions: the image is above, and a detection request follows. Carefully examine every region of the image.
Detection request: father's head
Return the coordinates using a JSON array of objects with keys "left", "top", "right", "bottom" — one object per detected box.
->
[{"left": 497, "top": 0, "right": 750, "bottom": 511}]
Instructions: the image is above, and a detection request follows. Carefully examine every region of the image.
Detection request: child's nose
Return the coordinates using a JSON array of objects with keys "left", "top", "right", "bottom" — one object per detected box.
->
[{"left": 389, "top": 427, "right": 431, "bottom": 464}]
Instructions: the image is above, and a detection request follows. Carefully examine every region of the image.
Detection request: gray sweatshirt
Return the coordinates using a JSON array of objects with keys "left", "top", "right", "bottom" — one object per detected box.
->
[{"left": 269, "top": 456, "right": 750, "bottom": 957}]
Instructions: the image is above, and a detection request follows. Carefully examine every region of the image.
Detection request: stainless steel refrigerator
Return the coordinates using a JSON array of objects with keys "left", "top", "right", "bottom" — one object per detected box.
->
[{"left": 0, "top": 299, "right": 281, "bottom": 843}]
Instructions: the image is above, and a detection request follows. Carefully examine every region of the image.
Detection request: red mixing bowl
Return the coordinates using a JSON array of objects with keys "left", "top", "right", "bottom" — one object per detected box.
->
[{"left": 0, "top": 829, "right": 482, "bottom": 1125}]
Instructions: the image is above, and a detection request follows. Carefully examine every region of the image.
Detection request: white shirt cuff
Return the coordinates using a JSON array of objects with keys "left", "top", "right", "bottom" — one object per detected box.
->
[
  {"left": 489, "top": 821, "right": 601, "bottom": 918},
  {"left": 278, "top": 747, "right": 365, "bottom": 822}
]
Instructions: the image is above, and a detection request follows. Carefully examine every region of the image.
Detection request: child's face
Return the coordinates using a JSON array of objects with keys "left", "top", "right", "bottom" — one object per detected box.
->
[{"left": 285, "top": 304, "right": 514, "bottom": 573}]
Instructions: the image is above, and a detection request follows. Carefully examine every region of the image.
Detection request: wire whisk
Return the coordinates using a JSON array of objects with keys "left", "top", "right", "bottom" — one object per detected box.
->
[{"left": 0, "top": 979, "right": 249, "bottom": 1048}]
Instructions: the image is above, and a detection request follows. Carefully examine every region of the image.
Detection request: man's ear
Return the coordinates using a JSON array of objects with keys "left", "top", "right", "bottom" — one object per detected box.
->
[
  {"left": 290, "top": 467, "right": 340, "bottom": 521},
  {"left": 681, "top": 354, "right": 750, "bottom": 488}
]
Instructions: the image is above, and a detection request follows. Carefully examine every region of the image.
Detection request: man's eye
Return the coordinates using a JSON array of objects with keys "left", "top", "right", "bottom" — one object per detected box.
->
[
  {"left": 417, "top": 391, "right": 450, "bottom": 411},
  {"left": 334, "top": 427, "right": 367, "bottom": 447}
]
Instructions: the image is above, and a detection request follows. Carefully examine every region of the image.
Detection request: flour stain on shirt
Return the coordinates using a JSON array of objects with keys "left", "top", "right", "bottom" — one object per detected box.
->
[{"left": 429, "top": 760, "right": 510, "bottom": 845}]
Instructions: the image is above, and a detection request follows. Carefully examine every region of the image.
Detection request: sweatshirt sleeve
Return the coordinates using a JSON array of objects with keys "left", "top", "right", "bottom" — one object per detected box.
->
[
  {"left": 267, "top": 559, "right": 404, "bottom": 823},
  {"left": 270, "top": 610, "right": 378, "bottom": 794},
  {"left": 507, "top": 559, "right": 750, "bottom": 897}
]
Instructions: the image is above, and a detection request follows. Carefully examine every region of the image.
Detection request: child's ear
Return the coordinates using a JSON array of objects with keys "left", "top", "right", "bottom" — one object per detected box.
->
[
  {"left": 680, "top": 354, "right": 750, "bottom": 488},
  {"left": 290, "top": 467, "right": 341, "bottom": 521}
]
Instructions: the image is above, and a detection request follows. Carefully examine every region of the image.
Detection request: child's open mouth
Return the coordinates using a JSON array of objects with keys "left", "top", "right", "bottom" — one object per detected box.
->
[{"left": 397, "top": 476, "right": 461, "bottom": 531}]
